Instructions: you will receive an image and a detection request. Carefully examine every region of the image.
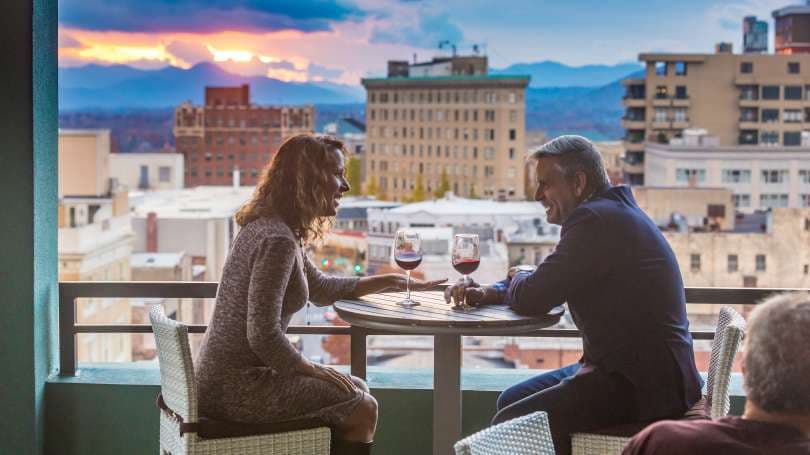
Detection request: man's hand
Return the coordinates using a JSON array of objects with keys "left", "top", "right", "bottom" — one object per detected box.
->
[{"left": 443, "top": 276, "right": 486, "bottom": 307}]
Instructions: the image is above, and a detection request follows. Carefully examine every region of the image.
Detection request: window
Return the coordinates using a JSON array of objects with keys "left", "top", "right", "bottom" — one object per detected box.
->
[
  {"left": 483, "top": 147, "right": 495, "bottom": 160},
  {"left": 655, "top": 108, "right": 668, "bottom": 122},
  {"left": 761, "top": 169, "right": 788, "bottom": 184},
  {"left": 755, "top": 254, "right": 767, "bottom": 272},
  {"left": 784, "top": 132, "right": 801, "bottom": 146},
  {"left": 732, "top": 194, "right": 751, "bottom": 208},
  {"left": 760, "top": 193, "right": 789, "bottom": 209},
  {"left": 740, "top": 107, "right": 758, "bottom": 122},
  {"left": 676, "top": 168, "right": 705, "bottom": 184},
  {"left": 508, "top": 148, "right": 515, "bottom": 159},
  {"left": 762, "top": 85, "right": 780, "bottom": 100},
  {"left": 761, "top": 109, "right": 779, "bottom": 123},
  {"left": 655, "top": 61, "right": 667, "bottom": 76},
  {"left": 722, "top": 169, "right": 751, "bottom": 183},
  {"left": 675, "top": 62, "right": 687, "bottom": 76},
  {"left": 509, "top": 129, "right": 516, "bottom": 141},
  {"left": 655, "top": 86, "right": 668, "bottom": 99},
  {"left": 740, "top": 62, "right": 753, "bottom": 74},
  {"left": 784, "top": 109, "right": 802, "bottom": 123},
  {"left": 158, "top": 166, "right": 171, "bottom": 183},
  {"left": 801, "top": 194, "right": 810, "bottom": 207},
  {"left": 690, "top": 254, "right": 701, "bottom": 272},
  {"left": 785, "top": 85, "right": 802, "bottom": 100},
  {"left": 728, "top": 255, "right": 738, "bottom": 273},
  {"left": 761, "top": 131, "right": 779, "bottom": 145},
  {"left": 789, "top": 62, "right": 800, "bottom": 74},
  {"left": 675, "top": 86, "right": 687, "bottom": 99},
  {"left": 800, "top": 170, "right": 810, "bottom": 183},
  {"left": 673, "top": 108, "right": 687, "bottom": 122},
  {"left": 739, "top": 85, "right": 758, "bottom": 100}
]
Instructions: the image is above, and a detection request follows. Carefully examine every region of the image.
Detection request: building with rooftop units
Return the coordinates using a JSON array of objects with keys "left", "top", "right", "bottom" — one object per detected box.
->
[{"left": 362, "top": 54, "right": 530, "bottom": 201}]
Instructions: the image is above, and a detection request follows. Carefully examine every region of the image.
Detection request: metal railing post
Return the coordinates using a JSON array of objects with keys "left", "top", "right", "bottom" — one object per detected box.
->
[
  {"left": 58, "top": 284, "right": 78, "bottom": 376},
  {"left": 350, "top": 326, "right": 368, "bottom": 380}
]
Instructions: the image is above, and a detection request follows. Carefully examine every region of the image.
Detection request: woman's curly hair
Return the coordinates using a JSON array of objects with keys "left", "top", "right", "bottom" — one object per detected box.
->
[{"left": 235, "top": 134, "right": 346, "bottom": 244}]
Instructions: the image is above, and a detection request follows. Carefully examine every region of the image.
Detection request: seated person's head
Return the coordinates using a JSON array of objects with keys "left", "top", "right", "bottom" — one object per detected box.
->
[
  {"left": 744, "top": 292, "right": 810, "bottom": 418},
  {"left": 235, "top": 134, "right": 349, "bottom": 242},
  {"left": 530, "top": 135, "right": 611, "bottom": 224}
]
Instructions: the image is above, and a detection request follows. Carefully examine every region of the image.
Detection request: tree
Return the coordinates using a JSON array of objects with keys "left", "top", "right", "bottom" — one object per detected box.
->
[
  {"left": 434, "top": 169, "right": 450, "bottom": 198},
  {"left": 346, "top": 156, "right": 362, "bottom": 196},
  {"left": 411, "top": 174, "right": 426, "bottom": 202},
  {"left": 365, "top": 177, "right": 377, "bottom": 197}
]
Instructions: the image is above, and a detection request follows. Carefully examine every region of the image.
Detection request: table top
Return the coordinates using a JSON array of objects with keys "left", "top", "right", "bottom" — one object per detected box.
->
[{"left": 334, "top": 290, "right": 564, "bottom": 335}]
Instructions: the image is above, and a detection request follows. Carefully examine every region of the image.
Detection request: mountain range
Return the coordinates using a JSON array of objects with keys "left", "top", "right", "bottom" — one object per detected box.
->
[{"left": 58, "top": 61, "right": 643, "bottom": 148}]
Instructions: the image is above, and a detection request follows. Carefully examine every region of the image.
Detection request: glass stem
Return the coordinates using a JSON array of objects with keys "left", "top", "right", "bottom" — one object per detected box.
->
[{"left": 406, "top": 270, "right": 411, "bottom": 301}]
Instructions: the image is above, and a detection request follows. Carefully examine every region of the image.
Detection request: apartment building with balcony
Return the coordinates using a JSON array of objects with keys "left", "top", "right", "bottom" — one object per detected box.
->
[
  {"left": 362, "top": 55, "right": 530, "bottom": 201},
  {"left": 621, "top": 47, "right": 810, "bottom": 185},
  {"left": 174, "top": 84, "right": 314, "bottom": 188},
  {"left": 58, "top": 129, "right": 135, "bottom": 363}
]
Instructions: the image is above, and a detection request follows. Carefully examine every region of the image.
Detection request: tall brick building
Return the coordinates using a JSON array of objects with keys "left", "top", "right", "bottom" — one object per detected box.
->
[{"left": 174, "top": 84, "right": 314, "bottom": 187}]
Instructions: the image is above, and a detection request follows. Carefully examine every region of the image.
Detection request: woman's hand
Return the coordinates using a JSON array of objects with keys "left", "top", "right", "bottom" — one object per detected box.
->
[
  {"left": 296, "top": 360, "right": 357, "bottom": 394},
  {"left": 382, "top": 274, "right": 447, "bottom": 292},
  {"left": 353, "top": 273, "right": 446, "bottom": 297}
]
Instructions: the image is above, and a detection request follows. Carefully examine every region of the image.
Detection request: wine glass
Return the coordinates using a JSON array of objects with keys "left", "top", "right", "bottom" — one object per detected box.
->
[
  {"left": 451, "top": 234, "right": 480, "bottom": 310},
  {"left": 394, "top": 229, "right": 423, "bottom": 307}
]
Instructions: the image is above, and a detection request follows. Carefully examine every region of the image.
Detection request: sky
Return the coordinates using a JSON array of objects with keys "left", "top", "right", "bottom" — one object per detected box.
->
[{"left": 58, "top": 0, "right": 790, "bottom": 85}]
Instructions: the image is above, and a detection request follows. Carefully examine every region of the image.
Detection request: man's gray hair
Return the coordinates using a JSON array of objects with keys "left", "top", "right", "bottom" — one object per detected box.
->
[
  {"left": 530, "top": 135, "right": 611, "bottom": 194},
  {"left": 744, "top": 292, "right": 810, "bottom": 413}
]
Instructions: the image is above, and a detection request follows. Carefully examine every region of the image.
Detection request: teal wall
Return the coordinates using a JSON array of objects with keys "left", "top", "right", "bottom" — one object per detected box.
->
[
  {"left": 0, "top": 0, "right": 58, "bottom": 453},
  {"left": 45, "top": 368, "right": 747, "bottom": 455}
]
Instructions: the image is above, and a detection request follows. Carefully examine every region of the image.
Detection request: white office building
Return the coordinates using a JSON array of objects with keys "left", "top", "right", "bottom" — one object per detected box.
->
[{"left": 645, "top": 142, "right": 810, "bottom": 212}]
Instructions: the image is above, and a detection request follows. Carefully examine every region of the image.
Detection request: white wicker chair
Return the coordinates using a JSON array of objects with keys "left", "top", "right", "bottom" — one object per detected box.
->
[
  {"left": 570, "top": 306, "right": 747, "bottom": 455},
  {"left": 149, "top": 304, "right": 331, "bottom": 455},
  {"left": 454, "top": 411, "right": 555, "bottom": 455}
]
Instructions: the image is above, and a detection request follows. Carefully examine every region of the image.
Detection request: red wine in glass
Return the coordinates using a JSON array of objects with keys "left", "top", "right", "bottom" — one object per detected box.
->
[
  {"left": 452, "top": 258, "right": 480, "bottom": 275},
  {"left": 451, "top": 234, "right": 480, "bottom": 310},
  {"left": 394, "top": 229, "right": 423, "bottom": 307},
  {"left": 395, "top": 254, "right": 422, "bottom": 270}
]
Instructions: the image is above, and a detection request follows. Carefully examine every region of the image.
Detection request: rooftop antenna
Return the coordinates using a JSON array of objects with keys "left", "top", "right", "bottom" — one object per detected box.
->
[
  {"left": 472, "top": 44, "right": 479, "bottom": 55},
  {"left": 438, "top": 40, "right": 451, "bottom": 55}
]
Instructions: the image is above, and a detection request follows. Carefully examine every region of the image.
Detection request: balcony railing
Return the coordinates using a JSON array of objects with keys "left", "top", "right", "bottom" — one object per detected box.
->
[{"left": 58, "top": 281, "right": 805, "bottom": 377}]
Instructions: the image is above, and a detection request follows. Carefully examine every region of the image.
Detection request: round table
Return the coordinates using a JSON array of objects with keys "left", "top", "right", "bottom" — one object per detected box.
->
[{"left": 334, "top": 290, "right": 564, "bottom": 455}]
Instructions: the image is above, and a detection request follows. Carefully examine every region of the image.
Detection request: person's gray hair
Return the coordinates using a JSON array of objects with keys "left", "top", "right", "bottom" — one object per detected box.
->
[
  {"left": 530, "top": 135, "right": 611, "bottom": 194},
  {"left": 744, "top": 292, "right": 810, "bottom": 414}
]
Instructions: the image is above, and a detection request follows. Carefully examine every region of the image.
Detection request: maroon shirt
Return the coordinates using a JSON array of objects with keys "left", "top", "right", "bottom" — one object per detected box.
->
[{"left": 623, "top": 417, "right": 810, "bottom": 455}]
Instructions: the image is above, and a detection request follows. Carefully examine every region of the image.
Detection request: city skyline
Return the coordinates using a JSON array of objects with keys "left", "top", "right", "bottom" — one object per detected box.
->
[{"left": 59, "top": 0, "right": 787, "bottom": 85}]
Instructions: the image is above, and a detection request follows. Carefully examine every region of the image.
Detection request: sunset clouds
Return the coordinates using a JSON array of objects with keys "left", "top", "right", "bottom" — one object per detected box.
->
[{"left": 58, "top": 0, "right": 786, "bottom": 85}]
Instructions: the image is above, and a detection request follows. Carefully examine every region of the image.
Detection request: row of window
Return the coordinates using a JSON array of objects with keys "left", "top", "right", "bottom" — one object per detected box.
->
[
  {"left": 369, "top": 143, "right": 517, "bottom": 160},
  {"left": 186, "top": 168, "right": 262, "bottom": 178},
  {"left": 654, "top": 85, "right": 688, "bottom": 99},
  {"left": 689, "top": 253, "right": 769, "bottom": 273},
  {"left": 369, "top": 90, "right": 520, "bottom": 105},
  {"left": 188, "top": 151, "right": 271, "bottom": 163},
  {"left": 369, "top": 161, "right": 516, "bottom": 179},
  {"left": 739, "top": 85, "right": 805, "bottom": 101},
  {"left": 740, "top": 108, "right": 807, "bottom": 123},
  {"left": 678, "top": 168, "right": 810, "bottom": 184},
  {"left": 654, "top": 61, "right": 688, "bottom": 77},
  {"left": 739, "top": 130, "right": 806, "bottom": 146},
  {"left": 369, "top": 126, "right": 516, "bottom": 142},
  {"left": 740, "top": 61, "right": 801, "bottom": 75},
  {"left": 653, "top": 107, "right": 689, "bottom": 122},
  {"left": 369, "top": 108, "right": 520, "bottom": 123},
  {"left": 731, "top": 193, "right": 810, "bottom": 209}
]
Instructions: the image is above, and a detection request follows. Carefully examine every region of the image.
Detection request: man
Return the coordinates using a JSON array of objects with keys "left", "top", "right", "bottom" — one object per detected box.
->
[
  {"left": 623, "top": 292, "right": 810, "bottom": 454},
  {"left": 445, "top": 135, "right": 702, "bottom": 454}
]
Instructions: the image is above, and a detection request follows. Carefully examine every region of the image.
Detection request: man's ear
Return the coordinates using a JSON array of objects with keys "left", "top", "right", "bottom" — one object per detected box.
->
[{"left": 574, "top": 171, "right": 588, "bottom": 198}]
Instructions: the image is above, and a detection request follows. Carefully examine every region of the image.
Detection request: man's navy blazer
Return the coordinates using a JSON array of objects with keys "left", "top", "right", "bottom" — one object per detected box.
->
[{"left": 507, "top": 185, "right": 703, "bottom": 420}]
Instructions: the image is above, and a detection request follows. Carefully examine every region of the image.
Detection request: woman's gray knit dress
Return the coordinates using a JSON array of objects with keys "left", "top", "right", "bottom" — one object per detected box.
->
[{"left": 195, "top": 216, "right": 363, "bottom": 425}]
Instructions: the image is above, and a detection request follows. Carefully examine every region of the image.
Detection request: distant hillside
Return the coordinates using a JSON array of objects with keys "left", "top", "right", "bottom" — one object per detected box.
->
[
  {"left": 492, "top": 61, "right": 642, "bottom": 88},
  {"left": 58, "top": 62, "right": 644, "bottom": 145},
  {"left": 59, "top": 62, "right": 365, "bottom": 110}
]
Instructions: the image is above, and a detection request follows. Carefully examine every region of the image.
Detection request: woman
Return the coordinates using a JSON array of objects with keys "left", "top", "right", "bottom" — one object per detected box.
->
[{"left": 195, "top": 134, "right": 444, "bottom": 454}]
